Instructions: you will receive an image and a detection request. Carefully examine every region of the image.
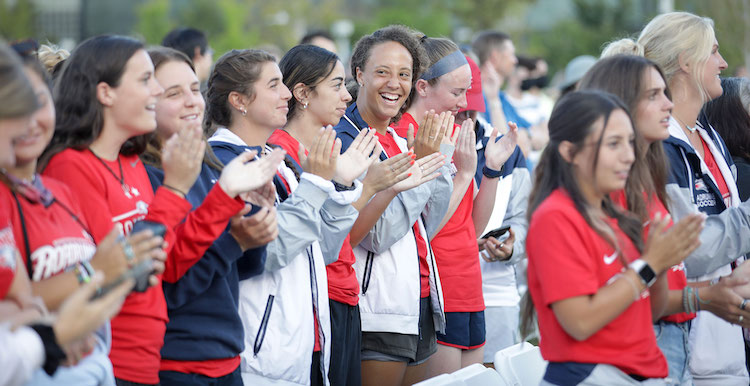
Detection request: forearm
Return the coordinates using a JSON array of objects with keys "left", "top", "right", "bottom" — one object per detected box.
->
[
  {"left": 351, "top": 185, "right": 377, "bottom": 212},
  {"left": 553, "top": 269, "right": 646, "bottom": 341},
  {"left": 349, "top": 189, "right": 398, "bottom": 247},
  {"left": 661, "top": 289, "right": 687, "bottom": 317},
  {"left": 434, "top": 172, "right": 473, "bottom": 235},
  {"left": 486, "top": 97, "right": 506, "bottom": 134},
  {"left": 472, "top": 176, "right": 499, "bottom": 234},
  {"left": 30, "top": 273, "right": 81, "bottom": 311},
  {"left": 649, "top": 273, "right": 669, "bottom": 321}
]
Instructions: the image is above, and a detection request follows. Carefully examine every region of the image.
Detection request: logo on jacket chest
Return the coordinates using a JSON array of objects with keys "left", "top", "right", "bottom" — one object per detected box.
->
[{"left": 694, "top": 178, "right": 717, "bottom": 208}]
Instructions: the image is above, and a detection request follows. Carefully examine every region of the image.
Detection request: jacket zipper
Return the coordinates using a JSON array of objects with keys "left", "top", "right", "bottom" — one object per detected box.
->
[
  {"left": 361, "top": 251, "right": 374, "bottom": 295},
  {"left": 307, "top": 246, "right": 327, "bottom": 381},
  {"left": 253, "top": 294, "right": 275, "bottom": 356}
]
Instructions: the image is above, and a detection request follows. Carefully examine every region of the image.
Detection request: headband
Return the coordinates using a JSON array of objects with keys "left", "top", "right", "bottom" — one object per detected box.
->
[{"left": 420, "top": 50, "right": 468, "bottom": 81}]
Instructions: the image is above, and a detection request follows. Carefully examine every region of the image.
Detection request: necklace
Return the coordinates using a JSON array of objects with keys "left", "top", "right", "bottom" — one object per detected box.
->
[
  {"left": 673, "top": 115, "right": 699, "bottom": 134},
  {"left": 88, "top": 149, "right": 137, "bottom": 199}
]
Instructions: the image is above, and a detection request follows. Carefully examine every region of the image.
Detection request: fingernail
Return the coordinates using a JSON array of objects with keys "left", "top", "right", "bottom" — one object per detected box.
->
[
  {"left": 410, "top": 160, "right": 415, "bottom": 165},
  {"left": 408, "top": 173, "right": 412, "bottom": 177}
]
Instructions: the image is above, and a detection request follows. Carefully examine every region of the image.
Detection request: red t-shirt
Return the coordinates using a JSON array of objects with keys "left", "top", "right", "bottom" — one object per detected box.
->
[
  {"left": 269, "top": 129, "right": 360, "bottom": 306},
  {"left": 527, "top": 189, "right": 667, "bottom": 379},
  {"left": 372, "top": 127, "right": 430, "bottom": 298},
  {"left": 701, "top": 139, "right": 731, "bottom": 207},
  {"left": 392, "top": 113, "right": 483, "bottom": 311},
  {"left": 611, "top": 190, "right": 694, "bottom": 323},
  {"left": 1, "top": 177, "right": 97, "bottom": 282},
  {"left": 43, "top": 148, "right": 192, "bottom": 384}
]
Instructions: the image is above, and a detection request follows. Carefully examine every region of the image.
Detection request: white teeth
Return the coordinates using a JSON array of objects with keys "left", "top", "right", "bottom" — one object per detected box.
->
[
  {"left": 183, "top": 114, "right": 198, "bottom": 120},
  {"left": 381, "top": 93, "right": 399, "bottom": 101},
  {"left": 146, "top": 104, "right": 156, "bottom": 111}
]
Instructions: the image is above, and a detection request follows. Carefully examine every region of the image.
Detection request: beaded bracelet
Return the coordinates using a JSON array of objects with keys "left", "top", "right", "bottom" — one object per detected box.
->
[{"left": 74, "top": 261, "right": 94, "bottom": 284}]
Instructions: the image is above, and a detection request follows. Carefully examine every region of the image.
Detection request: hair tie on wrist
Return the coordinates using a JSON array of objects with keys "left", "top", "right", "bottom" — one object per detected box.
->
[
  {"left": 482, "top": 165, "right": 503, "bottom": 179},
  {"left": 163, "top": 184, "right": 187, "bottom": 198}
]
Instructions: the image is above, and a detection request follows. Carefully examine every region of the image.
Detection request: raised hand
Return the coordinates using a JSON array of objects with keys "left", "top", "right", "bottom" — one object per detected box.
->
[
  {"left": 219, "top": 148, "right": 286, "bottom": 198},
  {"left": 161, "top": 123, "right": 205, "bottom": 196},
  {"left": 362, "top": 151, "right": 414, "bottom": 194},
  {"left": 229, "top": 205, "right": 279, "bottom": 251},
  {"left": 300, "top": 126, "right": 340, "bottom": 181},
  {"left": 697, "top": 275, "right": 750, "bottom": 328},
  {"left": 407, "top": 110, "right": 453, "bottom": 159},
  {"left": 484, "top": 122, "right": 519, "bottom": 171},
  {"left": 335, "top": 128, "right": 381, "bottom": 185},
  {"left": 391, "top": 152, "right": 445, "bottom": 193},
  {"left": 452, "top": 120, "right": 477, "bottom": 176},
  {"left": 642, "top": 212, "right": 704, "bottom": 273}
]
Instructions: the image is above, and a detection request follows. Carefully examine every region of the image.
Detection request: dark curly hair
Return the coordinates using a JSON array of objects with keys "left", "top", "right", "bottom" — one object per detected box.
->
[{"left": 349, "top": 25, "right": 427, "bottom": 123}]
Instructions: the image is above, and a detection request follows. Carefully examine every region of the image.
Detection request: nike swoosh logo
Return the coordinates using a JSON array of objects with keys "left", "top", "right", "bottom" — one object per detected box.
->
[
  {"left": 603, "top": 252, "right": 618, "bottom": 265},
  {"left": 131, "top": 160, "right": 139, "bottom": 168}
]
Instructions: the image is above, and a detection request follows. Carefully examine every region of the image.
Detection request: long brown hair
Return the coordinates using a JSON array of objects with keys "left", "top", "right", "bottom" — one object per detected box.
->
[
  {"left": 520, "top": 91, "right": 643, "bottom": 339},
  {"left": 579, "top": 55, "right": 672, "bottom": 221},
  {"left": 142, "top": 47, "right": 223, "bottom": 171}
]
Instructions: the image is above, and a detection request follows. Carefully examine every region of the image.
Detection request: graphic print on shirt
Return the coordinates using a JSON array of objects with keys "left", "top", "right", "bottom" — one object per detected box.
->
[
  {"left": 30, "top": 230, "right": 96, "bottom": 281},
  {"left": 694, "top": 177, "right": 716, "bottom": 209},
  {"left": 603, "top": 252, "right": 618, "bottom": 265},
  {"left": 0, "top": 226, "right": 17, "bottom": 271},
  {"left": 112, "top": 200, "right": 149, "bottom": 235}
]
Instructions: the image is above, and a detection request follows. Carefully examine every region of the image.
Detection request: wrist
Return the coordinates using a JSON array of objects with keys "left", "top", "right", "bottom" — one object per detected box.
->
[
  {"left": 629, "top": 258, "right": 658, "bottom": 287},
  {"left": 217, "top": 178, "right": 238, "bottom": 198},
  {"left": 162, "top": 183, "right": 187, "bottom": 198},
  {"left": 482, "top": 164, "right": 503, "bottom": 179}
]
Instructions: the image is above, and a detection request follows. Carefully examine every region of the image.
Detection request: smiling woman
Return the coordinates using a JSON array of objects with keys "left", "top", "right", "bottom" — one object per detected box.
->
[{"left": 39, "top": 34, "right": 206, "bottom": 385}]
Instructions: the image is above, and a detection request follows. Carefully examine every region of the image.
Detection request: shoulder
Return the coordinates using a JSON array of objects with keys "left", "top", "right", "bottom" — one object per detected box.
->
[{"left": 529, "top": 190, "right": 586, "bottom": 232}]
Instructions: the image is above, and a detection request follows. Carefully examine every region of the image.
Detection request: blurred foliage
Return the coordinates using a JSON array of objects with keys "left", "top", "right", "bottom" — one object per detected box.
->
[
  {"left": 685, "top": 0, "right": 750, "bottom": 74},
  {"left": 523, "top": 0, "right": 645, "bottom": 78},
  {"left": 134, "top": 0, "right": 344, "bottom": 57},
  {"left": 0, "top": 0, "right": 36, "bottom": 41}
]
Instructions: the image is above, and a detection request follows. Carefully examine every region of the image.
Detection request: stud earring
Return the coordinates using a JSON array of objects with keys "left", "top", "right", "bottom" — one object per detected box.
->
[
  {"left": 240, "top": 108, "right": 247, "bottom": 116},
  {"left": 303, "top": 102, "right": 308, "bottom": 109}
]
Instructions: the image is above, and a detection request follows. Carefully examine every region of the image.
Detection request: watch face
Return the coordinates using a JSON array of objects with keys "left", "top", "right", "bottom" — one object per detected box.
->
[{"left": 639, "top": 264, "right": 656, "bottom": 285}]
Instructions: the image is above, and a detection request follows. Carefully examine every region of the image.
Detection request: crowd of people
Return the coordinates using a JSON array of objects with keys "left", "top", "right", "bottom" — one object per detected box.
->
[{"left": 1, "top": 9, "right": 750, "bottom": 386}]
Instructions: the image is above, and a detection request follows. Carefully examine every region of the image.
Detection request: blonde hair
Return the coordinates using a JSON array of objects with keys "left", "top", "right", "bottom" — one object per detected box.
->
[
  {"left": 638, "top": 12, "right": 716, "bottom": 101},
  {"left": 601, "top": 38, "right": 644, "bottom": 58},
  {"left": 37, "top": 44, "right": 70, "bottom": 74}
]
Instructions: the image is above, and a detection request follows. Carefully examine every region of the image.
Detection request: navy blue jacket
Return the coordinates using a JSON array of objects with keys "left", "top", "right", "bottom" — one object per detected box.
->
[{"left": 148, "top": 164, "right": 265, "bottom": 362}]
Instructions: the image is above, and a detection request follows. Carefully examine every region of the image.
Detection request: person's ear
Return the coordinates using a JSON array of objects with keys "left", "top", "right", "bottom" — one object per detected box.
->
[
  {"left": 193, "top": 46, "right": 204, "bottom": 62},
  {"left": 96, "top": 82, "right": 115, "bottom": 107},
  {"left": 415, "top": 79, "right": 430, "bottom": 97},
  {"left": 558, "top": 140, "right": 576, "bottom": 163},
  {"left": 355, "top": 67, "right": 364, "bottom": 87},
  {"left": 292, "top": 83, "right": 310, "bottom": 105},
  {"left": 678, "top": 52, "right": 690, "bottom": 74},
  {"left": 228, "top": 91, "right": 248, "bottom": 113}
]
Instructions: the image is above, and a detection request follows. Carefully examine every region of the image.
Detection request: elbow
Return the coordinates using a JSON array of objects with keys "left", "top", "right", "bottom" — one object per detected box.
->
[{"left": 560, "top": 320, "right": 595, "bottom": 341}]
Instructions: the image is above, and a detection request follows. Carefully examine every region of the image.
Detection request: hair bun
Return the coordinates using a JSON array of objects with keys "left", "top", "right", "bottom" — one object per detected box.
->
[{"left": 601, "top": 39, "right": 644, "bottom": 58}]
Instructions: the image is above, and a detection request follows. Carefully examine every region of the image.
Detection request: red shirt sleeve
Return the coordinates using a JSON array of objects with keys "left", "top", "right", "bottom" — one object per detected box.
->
[
  {"left": 527, "top": 206, "right": 601, "bottom": 307},
  {"left": 162, "top": 184, "right": 244, "bottom": 283}
]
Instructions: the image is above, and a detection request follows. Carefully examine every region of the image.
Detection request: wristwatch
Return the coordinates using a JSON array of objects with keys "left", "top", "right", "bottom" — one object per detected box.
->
[{"left": 629, "top": 259, "right": 657, "bottom": 287}]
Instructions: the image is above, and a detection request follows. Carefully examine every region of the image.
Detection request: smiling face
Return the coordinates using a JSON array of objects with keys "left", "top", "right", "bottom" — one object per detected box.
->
[
  {"left": 105, "top": 49, "right": 163, "bottom": 137},
  {"left": 13, "top": 67, "right": 55, "bottom": 166},
  {"left": 356, "top": 41, "right": 413, "bottom": 125},
  {"left": 701, "top": 40, "right": 728, "bottom": 100},
  {"left": 421, "top": 64, "right": 472, "bottom": 116},
  {"left": 154, "top": 60, "right": 205, "bottom": 140},
  {"left": 570, "top": 109, "right": 635, "bottom": 203},
  {"left": 306, "top": 60, "right": 352, "bottom": 126},
  {"left": 244, "top": 61, "right": 292, "bottom": 130},
  {"left": 634, "top": 66, "right": 673, "bottom": 143}
]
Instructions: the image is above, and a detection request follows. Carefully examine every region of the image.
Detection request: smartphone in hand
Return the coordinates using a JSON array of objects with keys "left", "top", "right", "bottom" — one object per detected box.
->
[{"left": 481, "top": 225, "right": 510, "bottom": 240}]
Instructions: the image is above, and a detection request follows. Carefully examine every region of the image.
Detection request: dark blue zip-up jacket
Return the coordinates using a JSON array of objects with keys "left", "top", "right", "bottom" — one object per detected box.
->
[
  {"left": 662, "top": 119, "right": 750, "bottom": 278},
  {"left": 148, "top": 163, "right": 265, "bottom": 363}
]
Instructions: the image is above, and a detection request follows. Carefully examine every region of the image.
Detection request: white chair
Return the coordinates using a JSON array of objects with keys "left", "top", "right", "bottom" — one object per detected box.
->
[
  {"left": 493, "top": 342, "right": 548, "bottom": 386},
  {"left": 452, "top": 363, "right": 505, "bottom": 385},
  {"left": 413, "top": 372, "right": 463, "bottom": 386}
]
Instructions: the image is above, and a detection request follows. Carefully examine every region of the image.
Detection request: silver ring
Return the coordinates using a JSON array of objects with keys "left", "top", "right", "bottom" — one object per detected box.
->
[
  {"left": 428, "top": 136, "right": 435, "bottom": 140},
  {"left": 741, "top": 299, "right": 747, "bottom": 311},
  {"left": 500, "top": 243, "right": 505, "bottom": 249},
  {"left": 740, "top": 315, "right": 745, "bottom": 324},
  {"left": 118, "top": 236, "right": 135, "bottom": 262}
]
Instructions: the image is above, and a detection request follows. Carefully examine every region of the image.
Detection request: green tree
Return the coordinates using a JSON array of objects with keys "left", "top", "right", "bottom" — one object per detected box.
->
[{"left": 0, "top": 0, "right": 36, "bottom": 40}]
